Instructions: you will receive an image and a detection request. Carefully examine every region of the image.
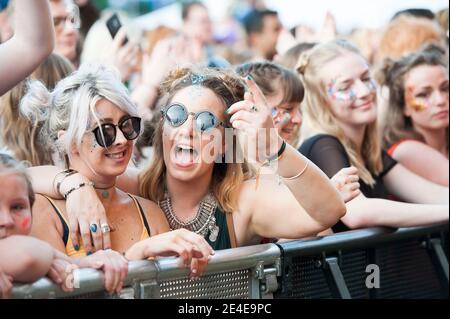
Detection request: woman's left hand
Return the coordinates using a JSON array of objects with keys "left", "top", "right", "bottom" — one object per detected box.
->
[{"left": 227, "top": 77, "right": 282, "bottom": 163}]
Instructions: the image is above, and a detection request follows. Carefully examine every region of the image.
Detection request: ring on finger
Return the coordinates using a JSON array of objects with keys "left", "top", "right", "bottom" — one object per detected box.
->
[
  {"left": 101, "top": 223, "right": 111, "bottom": 234},
  {"left": 90, "top": 223, "right": 98, "bottom": 233}
]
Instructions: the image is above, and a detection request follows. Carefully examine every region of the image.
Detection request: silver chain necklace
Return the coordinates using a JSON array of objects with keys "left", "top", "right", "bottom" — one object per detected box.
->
[{"left": 159, "top": 191, "right": 220, "bottom": 242}]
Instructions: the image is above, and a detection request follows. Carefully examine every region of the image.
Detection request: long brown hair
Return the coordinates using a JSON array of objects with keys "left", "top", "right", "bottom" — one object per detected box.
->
[
  {"left": 139, "top": 67, "right": 252, "bottom": 213},
  {"left": 0, "top": 53, "right": 74, "bottom": 166},
  {"left": 298, "top": 39, "right": 383, "bottom": 186},
  {"left": 377, "top": 44, "right": 449, "bottom": 151}
]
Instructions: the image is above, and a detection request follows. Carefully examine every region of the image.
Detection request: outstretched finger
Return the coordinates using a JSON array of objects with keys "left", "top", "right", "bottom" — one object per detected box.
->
[{"left": 245, "top": 76, "right": 268, "bottom": 107}]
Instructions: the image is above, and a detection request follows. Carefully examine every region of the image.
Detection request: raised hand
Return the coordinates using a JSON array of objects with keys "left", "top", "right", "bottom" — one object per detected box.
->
[
  {"left": 105, "top": 27, "right": 142, "bottom": 82},
  {"left": 227, "top": 76, "right": 282, "bottom": 163}
]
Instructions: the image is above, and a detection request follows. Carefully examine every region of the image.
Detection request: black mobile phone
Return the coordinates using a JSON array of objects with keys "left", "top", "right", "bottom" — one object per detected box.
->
[{"left": 106, "top": 13, "right": 128, "bottom": 44}]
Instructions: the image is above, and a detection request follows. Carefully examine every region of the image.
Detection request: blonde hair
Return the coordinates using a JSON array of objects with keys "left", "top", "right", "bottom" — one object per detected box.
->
[
  {"left": 0, "top": 53, "right": 74, "bottom": 166},
  {"left": 139, "top": 67, "right": 251, "bottom": 213},
  {"left": 19, "top": 64, "right": 138, "bottom": 167},
  {"left": 298, "top": 39, "right": 382, "bottom": 186}
]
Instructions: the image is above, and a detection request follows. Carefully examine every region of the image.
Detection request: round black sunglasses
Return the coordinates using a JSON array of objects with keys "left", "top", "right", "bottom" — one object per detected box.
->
[{"left": 92, "top": 116, "right": 141, "bottom": 148}]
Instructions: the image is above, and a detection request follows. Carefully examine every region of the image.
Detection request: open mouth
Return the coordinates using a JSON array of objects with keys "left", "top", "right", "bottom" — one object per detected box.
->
[{"left": 173, "top": 144, "right": 199, "bottom": 167}]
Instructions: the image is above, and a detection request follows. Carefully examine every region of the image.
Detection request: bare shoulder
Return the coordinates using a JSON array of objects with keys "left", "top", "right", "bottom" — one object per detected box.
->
[
  {"left": 33, "top": 194, "right": 56, "bottom": 220},
  {"left": 31, "top": 194, "right": 63, "bottom": 236},
  {"left": 393, "top": 140, "right": 445, "bottom": 160},
  {"left": 133, "top": 195, "right": 170, "bottom": 235}
]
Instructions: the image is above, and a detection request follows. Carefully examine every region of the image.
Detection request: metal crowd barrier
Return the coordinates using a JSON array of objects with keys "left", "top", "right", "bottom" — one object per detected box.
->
[
  {"left": 274, "top": 224, "right": 449, "bottom": 299},
  {"left": 11, "top": 224, "right": 448, "bottom": 299},
  {"left": 12, "top": 243, "right": 281, "bottom": 299}
]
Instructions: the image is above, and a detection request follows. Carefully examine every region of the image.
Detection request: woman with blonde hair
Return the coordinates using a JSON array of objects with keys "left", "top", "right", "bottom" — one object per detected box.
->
[
  {"left": 0, "top": 53, "right": 75, "bottom": 166},
  {"left": 21, "top": 64, "right": 213, "bottom": 293},
  {"left": 379, "top": 44, "right": 448, "bottom": 186},
  {"left": 298, "top": 39, "right": 448, "bottom": 232},
  {"left": 29, "top": 66, "right": 346, "bottom": 251}
]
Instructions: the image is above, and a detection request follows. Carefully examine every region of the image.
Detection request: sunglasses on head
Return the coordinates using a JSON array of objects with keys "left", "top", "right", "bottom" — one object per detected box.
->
[
  {"left": 92, "top": 116, "right": 141, "bottom": 148},
  {"left": 161, "top": 103, "right": 225, "bottom": 133}
]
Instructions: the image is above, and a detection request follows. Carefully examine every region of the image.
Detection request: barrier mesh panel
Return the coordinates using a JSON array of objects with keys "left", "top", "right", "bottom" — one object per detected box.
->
[
  {"left": 376, "top": 239, "right": 445, "bottom": 299},
  {"left": 341, "top": 250, "right": 371, "bottom": 299},
  {"left": 275, "top": 255, "right": 333, "bottom": 299},
  {"left": 159, "top": 269, "right": 252, "bottom": 299}
]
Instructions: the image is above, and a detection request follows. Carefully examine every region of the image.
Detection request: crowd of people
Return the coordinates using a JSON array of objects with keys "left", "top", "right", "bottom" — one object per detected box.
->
[{"left": 0, "top": 0, "right": 448, "bottom": 298}]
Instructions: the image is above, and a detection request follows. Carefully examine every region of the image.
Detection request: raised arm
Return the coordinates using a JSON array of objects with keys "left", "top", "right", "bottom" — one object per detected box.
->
[
  {"left": 0, "top": 0, "right": 55, "bottom": 95},
  {"left": 227, "top": 78, "right": 346, "bottom": 243}
]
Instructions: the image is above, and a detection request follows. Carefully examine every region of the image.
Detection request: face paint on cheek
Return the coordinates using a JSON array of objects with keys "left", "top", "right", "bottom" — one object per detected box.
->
[
  {"left": 90, "top": 140, "right": 98, "bottom": 153},
  {"left": 405, "top": 86, "right": 430, "bottom": 112},
  {"left": 327, "top": 80, "right": 356, "bottom": 103},
  {"left": 334, "top": 90, "right": 356, "bottom": 102},
  {"left": 20, "top": 216, "right": 31, "bottom": 231},
  {"left": 368, "top": 79, "right": 378, "bottom": 96}
]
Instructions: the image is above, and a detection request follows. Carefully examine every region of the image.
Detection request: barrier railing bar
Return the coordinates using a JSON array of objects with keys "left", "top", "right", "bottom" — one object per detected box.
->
[
  {"left": 324, "top": 257, "right": 352, "bottom": 299},
  {"left": 279, "top": 224, "right": 449, "bottom": 256},
  {"left": 12, "top": 243, "right": 280, "bottom": 299}
]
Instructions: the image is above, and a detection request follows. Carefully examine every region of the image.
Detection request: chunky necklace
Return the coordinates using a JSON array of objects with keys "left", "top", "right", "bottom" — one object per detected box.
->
[{"left": 159, "top": 191, "right": 220, "bottom": 242}]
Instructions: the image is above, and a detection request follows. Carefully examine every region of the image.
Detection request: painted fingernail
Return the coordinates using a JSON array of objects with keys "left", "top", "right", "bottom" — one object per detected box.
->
[
  {"left": 87, "top": 251, "right": 93, "bottom": 256},
  {"left": 246, "top": 75, "right": 253, "bottom": 81},
  {"left": 74, "top": 245, "right": 79, "bottom": 251}
]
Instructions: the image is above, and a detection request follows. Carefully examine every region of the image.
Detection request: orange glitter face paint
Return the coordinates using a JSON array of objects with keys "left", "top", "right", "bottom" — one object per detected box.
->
[{"left": 405, "top": 86, "right": 431, "bottom": 112}]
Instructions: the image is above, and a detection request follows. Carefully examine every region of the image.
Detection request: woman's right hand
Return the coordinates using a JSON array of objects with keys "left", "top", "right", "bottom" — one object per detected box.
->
[
  {"left": 0, "top": 267, "right": 13, "bottom": 299},
  {"left": 61, "top": 174, "right": 110, "bottom": 253},
  {"left": 126, "top": 229, "right": 215, "bottom": 278},
  {"left": 331, "top": 167, "right": 361, "bottom": 203},
  {"left": 77, "top": 249, "right": 129, "bottom": 294}
]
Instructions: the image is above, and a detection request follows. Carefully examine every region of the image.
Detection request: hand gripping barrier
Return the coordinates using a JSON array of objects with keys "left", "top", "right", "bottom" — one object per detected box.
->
[{"left": 11, "top": 224, "right": 448, "bottom": 299}]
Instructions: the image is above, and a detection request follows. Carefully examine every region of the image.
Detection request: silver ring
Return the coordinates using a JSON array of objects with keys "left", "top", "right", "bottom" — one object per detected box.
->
[
  {"left": 101, "top": 224, "right": 111, "bottom": 234},
  {"left": 250, "top": 105, "right": 258, "bottom": 112}
]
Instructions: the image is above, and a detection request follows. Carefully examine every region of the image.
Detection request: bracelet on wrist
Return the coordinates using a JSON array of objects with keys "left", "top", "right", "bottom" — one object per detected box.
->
[
  {"left": 63, "top": 182, "right": 94, "bottom": 200},
  {"left": 53, "top": 169, "right": 78, "bottom": 196}
]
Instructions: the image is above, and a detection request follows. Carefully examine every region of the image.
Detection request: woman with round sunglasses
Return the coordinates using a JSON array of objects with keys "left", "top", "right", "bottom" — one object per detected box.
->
[
  {"left": 20, "top": 64, "right": 214, "bottom": 293},
  {"left": 28, "top": 66, "right": 346, "bottom": 251}
]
